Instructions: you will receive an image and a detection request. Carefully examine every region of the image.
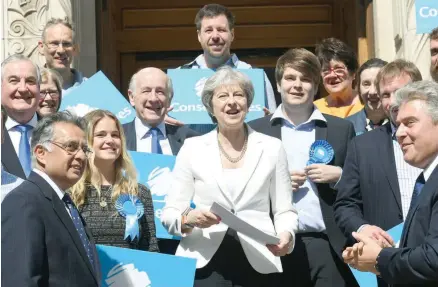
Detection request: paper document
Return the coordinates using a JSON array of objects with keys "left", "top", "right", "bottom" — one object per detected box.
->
[{"left": 210, "top": 202, "right": 280, "bottom": 245}]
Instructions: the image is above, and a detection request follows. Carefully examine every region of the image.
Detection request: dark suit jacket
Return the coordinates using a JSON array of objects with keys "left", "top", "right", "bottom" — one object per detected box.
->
[
  {"left": 249, "top": 113, "right": 355, "bottom": 257},
  {"left": 334, "top": 123, "right": 404, "bottom": 241},
  {"left": 1, "top": 172, "right": 100, "bottom": 287},
  {"left": 377, "top": 166, "right": 438, "bottom": 286},
  {"left": 1, "top": 128, "right": 25, "bottom": 179},
  {"left": 345, "top": 109, "right": 367, "bottom": 135},
  {"left": 122, "top": 119, "right": 199, "bottom": 155}
]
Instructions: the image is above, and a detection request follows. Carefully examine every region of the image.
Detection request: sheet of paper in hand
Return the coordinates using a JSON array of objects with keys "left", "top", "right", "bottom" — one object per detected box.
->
[
  {"left": 97, "top": 245, "right": 196, "bottom": 287},
  {"left": 167, "top": 69, "right": 265, "bottom": 124},
  {"left": 59, "top": 71, "right": 136, "bottom": 123},
  {"left": 210, "top": 202, "right": 280, "bottom": 245}
]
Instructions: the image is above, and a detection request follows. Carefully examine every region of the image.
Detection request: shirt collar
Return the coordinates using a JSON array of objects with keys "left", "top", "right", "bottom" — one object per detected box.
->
[
  {"left": 134, "top": 117, "right": 167, "bottom": 139},
  {"left": 424, "top": 154, "right": 438, "bottom": 181},
  {"left": 271, "top": 104, "right": 326, "bottom": 127},
  {"left": 194, "top": 53, "right": 238, "bottom": 69},
  {"left": 33, "top": 169, "right": 65, "bottom": 200},
  {"left": 5, "top": 113, "right": 38, "bottom": 131}
]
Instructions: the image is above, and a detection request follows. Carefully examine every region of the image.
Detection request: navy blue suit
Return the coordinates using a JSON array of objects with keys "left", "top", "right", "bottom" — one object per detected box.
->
[
  {"left": 377, "top": 166, "right": 438, "bottom": 286},
  {"left": 1, "top": 172, "right": 100, "bottom": 286}
]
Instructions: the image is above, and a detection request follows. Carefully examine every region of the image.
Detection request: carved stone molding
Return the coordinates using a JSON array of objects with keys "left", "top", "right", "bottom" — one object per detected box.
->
[{"left": 2, "top": 0, "right": 72, "bottom": 66}]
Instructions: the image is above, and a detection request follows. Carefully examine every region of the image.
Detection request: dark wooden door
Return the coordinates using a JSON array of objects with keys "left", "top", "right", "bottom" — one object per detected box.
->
[{"left": 96, "top": 0, "right": 359, "bottom": 99}]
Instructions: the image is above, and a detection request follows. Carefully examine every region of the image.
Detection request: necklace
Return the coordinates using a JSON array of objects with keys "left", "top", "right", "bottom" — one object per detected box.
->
[
  {"left": 99, "top": 185, "right": 112, "bottom": 208},
  {"left": 217, "top": 126, "right": 248, "bottom": 163}
]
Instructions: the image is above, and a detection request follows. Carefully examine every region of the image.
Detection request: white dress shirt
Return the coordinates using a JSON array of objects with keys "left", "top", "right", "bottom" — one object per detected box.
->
[
  {"left": 134, "top": 117, "right": 172, "bottom": 155},
  {"left": 271, "top": 105, "right": 327, "bottom": 233},
  {"left": 5, "top": 114, "right": 38, "bottom": 156},
  {"left": 424, "top": 154, "right": 438, "bottom": 182},
  {"left": 391, "top": 124, "right": 422, "bottom": 220},
  {"left": 33, "top": 169, "right": 71, "bottom": 218}
]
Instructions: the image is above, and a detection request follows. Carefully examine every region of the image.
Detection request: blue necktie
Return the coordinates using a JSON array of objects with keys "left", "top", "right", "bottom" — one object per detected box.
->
[
  {"left": 15, "top": 125, "right": 32, "bottom": 177},
  {"left": 149, "top": 127, "right": 163, "bottom": 154},
  {"left": 63, "top": 193, "right": 95, "bottom": 270},
  {"left": 408, "top": 173, "right": 425, "bottom": 213}
]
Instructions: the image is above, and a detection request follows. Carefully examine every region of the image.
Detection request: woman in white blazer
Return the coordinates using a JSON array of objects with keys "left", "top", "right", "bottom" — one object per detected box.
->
[{"left": 161, "top": 66, "right": 298, "bottom": 286}]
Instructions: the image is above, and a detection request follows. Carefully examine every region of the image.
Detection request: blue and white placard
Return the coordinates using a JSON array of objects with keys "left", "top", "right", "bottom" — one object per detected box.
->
[
  {"left": 350, "top": 223, "right": 404, "bottom": 287},
  {"left": 416, "top": 0, "right": 438, "bottom": 34},
  {"left": 59, "top": 71, "right": 136, "bottom": 123},
  {"left": 167, "top": 69, "right": 265, "bottom": 124},
  {"left": 128, "top": 151, "right": 178, "bottom": 240},
  {"left": 97, "top": 245, "right": 196, "bottom": 287}
]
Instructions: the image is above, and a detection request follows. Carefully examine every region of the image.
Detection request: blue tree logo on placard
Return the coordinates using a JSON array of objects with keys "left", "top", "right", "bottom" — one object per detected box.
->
[
  {"left": 194, "top": 77, "right": 208, "bottom": 99},
  {"left": 66, "top": 103, "right": 98, "bottom": 117},
  {"left": 147, "top": 166, "right": 173, "bottom": 200},
  {"left": 105, "top": 263, "right": 152, "bottom": 287}
]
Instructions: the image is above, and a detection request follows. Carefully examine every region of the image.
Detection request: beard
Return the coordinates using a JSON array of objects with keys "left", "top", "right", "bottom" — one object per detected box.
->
[{"left": 431, "top": 63, "right": 438, "bottom": 82}]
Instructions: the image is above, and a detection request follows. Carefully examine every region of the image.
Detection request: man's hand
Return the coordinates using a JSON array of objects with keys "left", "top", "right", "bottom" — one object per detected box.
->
[
  {"left": 359, "top": 224, "right": 395, "bottom": 248},
  {"left": 186, "top": 209, "right": 221, "bottom": 229},
  {"left": 343, "top": 232, "right": 383, "bottom": 274},
  {"left": 267, "top": 231, "right": 293, "bottom": 257},
  {"left": 263, "top": 107, "right": 271, "bottom": 116},
  {"left": 290, "top": 170, "right": 306, "bottom": 192},
  {"left": 164, "top": 106, "right": 184, "bottom": 126},
  {"left": 304, "top": 164, "right": 342, "bottom": 183}
]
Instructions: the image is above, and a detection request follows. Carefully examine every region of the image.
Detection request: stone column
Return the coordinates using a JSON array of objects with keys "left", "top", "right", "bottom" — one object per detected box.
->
[
  {"left": 1, "top": 0, "right": 96, "bottom": 77},
  {"left": 373, "top": 0, "right": 431, "bottom": 80}
]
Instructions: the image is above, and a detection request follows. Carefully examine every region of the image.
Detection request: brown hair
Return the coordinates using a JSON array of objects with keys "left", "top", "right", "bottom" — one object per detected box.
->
[
  {"left": 375, "top": 59, "right": 423, "bottom": 95},
  {"left": 195, "top": 4, "right": 235, "bottom": 30},
  {"left": 315, "top": 37, "right": 358, "bottom": 75},
  {"left": 431, "top": 27, "right": 438, "bottom": 41},
  {"left": 275, "top": 48, "right": 321, "bottom": 86}
]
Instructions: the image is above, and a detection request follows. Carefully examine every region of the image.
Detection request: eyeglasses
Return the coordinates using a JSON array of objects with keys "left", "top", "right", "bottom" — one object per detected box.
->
[
  {"left": 44, "top": 41, "right": 74, "bottom": 51},
  {"left": 49, "top": 140, "right": 92, "bottom": 157},
  {"left": 41, "top": 90, "right": 60, "bottom": 100},
  {"left": 321, "top": 66, "right": 348, "bottom": 77}
]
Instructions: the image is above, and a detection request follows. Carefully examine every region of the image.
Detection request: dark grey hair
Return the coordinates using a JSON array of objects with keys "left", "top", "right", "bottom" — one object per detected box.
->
[
  {"left": 201, "top": 66, "right": 254, "bottom": 122},
  {"left": 394, "top": 80, "right": 438, "bottom": 123},
  {"left": 128, "top": 68, "right": 174, "bottom": 102},
  {"left": 41, "top": 17, "right": 75, "bottom": 42},
  {"left": 1, "top": 54, "right": 41, "bottom": 84},
  {"left": 31, "top": 111, "right": 86, "bottom": 162}
]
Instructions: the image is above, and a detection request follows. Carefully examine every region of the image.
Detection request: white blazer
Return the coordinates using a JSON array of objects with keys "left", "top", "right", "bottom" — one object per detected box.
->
[{"left": 161, "top": 127, "right": 298, "bottom": 274}]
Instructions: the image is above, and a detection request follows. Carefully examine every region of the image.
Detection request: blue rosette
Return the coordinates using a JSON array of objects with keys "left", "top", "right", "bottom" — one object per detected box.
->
[
  {"left": 115, "top": 194, "right": 144, "bottom": 241},
  {"left": 307, "top": 140, "right": 334, "bottom": 165}
]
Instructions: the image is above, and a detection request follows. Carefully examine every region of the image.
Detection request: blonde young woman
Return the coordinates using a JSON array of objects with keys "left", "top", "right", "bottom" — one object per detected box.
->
[
  {"left": 70, "top": 109, "right": 158, "bottom": 251},
  {"left": 37, "top": 68, "right": 63, "bottom": 119}
]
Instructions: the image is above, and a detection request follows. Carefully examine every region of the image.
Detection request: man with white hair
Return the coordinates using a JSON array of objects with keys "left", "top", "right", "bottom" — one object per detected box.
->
[
  {"left": 1, "top": 54, "right": 41, "bottom": 178},
  {"left": 123, "top": 67, "right": 198, "bottom": 155},
  {"left": 343, "top": 80, "right": 438, "bottom": 287}
]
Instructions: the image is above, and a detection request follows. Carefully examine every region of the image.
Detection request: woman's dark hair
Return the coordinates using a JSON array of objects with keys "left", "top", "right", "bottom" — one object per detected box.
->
[
  {"left": 315, "top": 37, "right": 358, "bottom": 75},
  {"left": 356, "top": 58, "right": 388, "bottom": 91}
]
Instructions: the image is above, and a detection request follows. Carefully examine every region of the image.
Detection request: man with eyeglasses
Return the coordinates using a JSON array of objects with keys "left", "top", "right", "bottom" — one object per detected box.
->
[
  {"left": 1, "top": 54, "right": 41, "bottom": 179},
  {"left": 38, "top": 17, "right": 86, "bottom": 95},
  {"left": 2, "top": 111, "right": 101, "bottom": 287}
]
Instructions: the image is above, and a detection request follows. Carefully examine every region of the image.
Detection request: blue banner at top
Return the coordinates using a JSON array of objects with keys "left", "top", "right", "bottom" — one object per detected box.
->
[
  {"left": 416, "top": 0, "right": 438, "bottom": 34},
  {"left": 167, "top": 69, "right": 265, "bottom": 124},
  {"left": 59, "top": 71, "right": 136, "bottom": 123}
]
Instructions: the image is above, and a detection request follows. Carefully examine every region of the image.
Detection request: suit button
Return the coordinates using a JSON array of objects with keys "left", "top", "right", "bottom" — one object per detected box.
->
[
  {"left": 398, "top": 214, "right": 403, "bottom": 219},
  {"left": 231, "top": 209, "right": 235, "bottom": 214}
]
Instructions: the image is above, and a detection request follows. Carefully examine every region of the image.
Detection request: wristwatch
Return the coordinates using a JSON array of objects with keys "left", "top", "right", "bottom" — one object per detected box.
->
[{"left": 181, "top": 207, "right": 195, "bottom": 229}]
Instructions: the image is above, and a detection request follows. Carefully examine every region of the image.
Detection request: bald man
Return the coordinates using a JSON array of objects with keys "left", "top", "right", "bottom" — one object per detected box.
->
[{"left": 123, "top": 67, "right": 198, "bottom": 155}]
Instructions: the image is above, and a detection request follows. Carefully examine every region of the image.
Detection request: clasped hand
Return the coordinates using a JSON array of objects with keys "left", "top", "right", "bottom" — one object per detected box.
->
[{"left": 291, "top": 164, "right": 342, "bottom": 191}]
